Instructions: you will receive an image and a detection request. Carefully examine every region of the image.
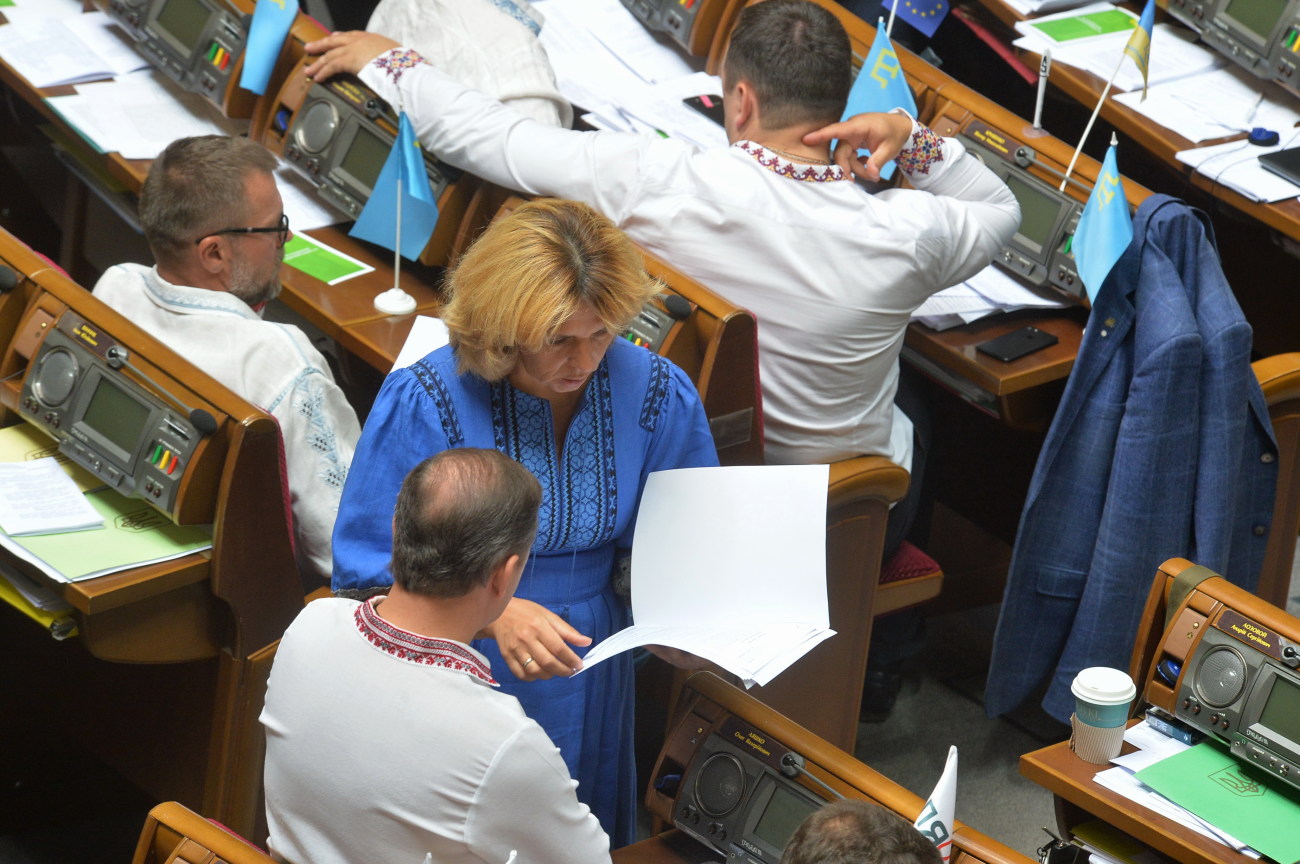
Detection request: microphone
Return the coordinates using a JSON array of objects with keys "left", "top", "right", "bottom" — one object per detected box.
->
[
  {"left": 779, "top": 752, "right": 844, "bottom": 800},
  {"left": 0, "top": 266, "right": 18, "bottom": 293},
  {"left": 104, "top": 346, "right": 218, "bottom": 436},
  {"left": 662, "top": 293, "right": 692, "bottom": 321}
]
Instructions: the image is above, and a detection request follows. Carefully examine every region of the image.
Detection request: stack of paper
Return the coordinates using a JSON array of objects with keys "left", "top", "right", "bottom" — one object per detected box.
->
[
  {"left": 0, "top": 12, "right": 147, "bottom": 87},
  {"left": 0, "top": 458, "right": 103, "bottom": 535},
  {"left": 45, "top": 68, "right": 242, "bottom": 160},
  {"left": 911, "top": 264, "right": 1069, "bottom": 331},
  {"left": 578, "top": 464, "right": 833, "bottom": 687},
  {"left": 1114, "top": 64, "right": 1300, "bottom": 144},
  {"left": 1089, "top": 721, "right": 1262, "bottom": 858},
  {"left": 1176, "top": 134, "right": 1300, "bottom": 204},
  {"left": 531, "top": 0, "right": 728, "bottom": 149},
  {"left": 0, "top": 487, "right": 212, "bottom": 583},
  {"left": 1014, "top": 7, "right": 1223, "bottom": 94}
]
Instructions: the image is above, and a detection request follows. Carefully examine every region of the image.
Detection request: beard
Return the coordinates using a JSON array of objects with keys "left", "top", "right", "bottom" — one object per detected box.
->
[{"left": 229, "top": 250, "right": 283, "bottom": 307}]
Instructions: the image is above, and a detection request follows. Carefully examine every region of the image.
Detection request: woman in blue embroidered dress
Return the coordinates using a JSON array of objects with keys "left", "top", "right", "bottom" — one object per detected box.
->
[{"left": 331, "top": 199, "right": 718, "bottom": 846}]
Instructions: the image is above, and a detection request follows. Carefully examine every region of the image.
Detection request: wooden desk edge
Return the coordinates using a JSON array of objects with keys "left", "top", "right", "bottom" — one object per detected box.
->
[{"left": 1019, "top": 741, "right": 1256, "bottom": 864}]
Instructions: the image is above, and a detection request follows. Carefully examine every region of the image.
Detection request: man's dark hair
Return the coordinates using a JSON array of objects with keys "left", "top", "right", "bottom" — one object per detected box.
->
[
  {"left": 390, "top": 449, "right": 541, "bottom": 597},
  {"left": 781, "top": 799, "right": 942, "bottom": 864},
  {"left": 723, "top": 0, "right": 852, "bottom": 129},
  {"left": 139, "top": 135, "right": 276, "bottom": 267}
]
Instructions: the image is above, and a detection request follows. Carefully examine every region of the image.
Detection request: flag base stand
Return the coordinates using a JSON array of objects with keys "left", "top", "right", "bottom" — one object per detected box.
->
[{"left": 374, "top": 288, "right": 417, "bottom": 316}]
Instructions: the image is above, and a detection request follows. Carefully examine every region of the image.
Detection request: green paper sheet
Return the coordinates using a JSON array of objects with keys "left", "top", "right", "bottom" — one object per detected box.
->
[
  {"left": 1029, "top": 9, "right": 1137, "bottom": 44},
  {"left": 282, "top": 233, "right": 372, "bottom": 285},
  {"left": 1135, "top": 741, "right": 1300, "bottom": 864},
  {"left": 6, "top": 488, "right": 211, "bottom": 581}
]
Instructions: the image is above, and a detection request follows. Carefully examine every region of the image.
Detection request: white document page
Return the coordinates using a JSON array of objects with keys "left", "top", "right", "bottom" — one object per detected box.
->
[
  {"left": 578, "top": 464, "right": 831, "bottom": 687},
  {"left": 535, "top": 0, "right": 696, "bottom": 86},
  {"left": 1114, "top": 65, "right": 1300, "bottom": 143},
  {"left": 0, "top": 16, "right": 118, "bottom": 87},
  {"left": 0, "top": 458, "right": 104, "bottom": 536},
  {"left": 0, "top": 0, "right": 85, "bottom": 23},
  {"left": 391, "top": 316, "right": 451, "bottom": 372}
]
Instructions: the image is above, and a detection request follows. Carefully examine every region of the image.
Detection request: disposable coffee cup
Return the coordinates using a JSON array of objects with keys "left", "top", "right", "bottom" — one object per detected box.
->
[{"left": 1069, "top": 667, "right": 1136, "bottom": 764}]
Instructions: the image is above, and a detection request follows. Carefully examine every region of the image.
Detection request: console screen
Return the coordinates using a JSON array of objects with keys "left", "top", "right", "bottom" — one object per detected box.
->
[
  {"left": 1258, "top": 672, "right": 1300, "bottom": 746},
  {"left": 154, "top": 0, "right": 210, "bottom": 53},
  {"left": 82, "top": 375, "right": 151, "bottom": 457},
  {"left": 752, "top": 783, "right": 821, "bottom": 852},
  {"left": 1004, "top": 172, "right": 1060, "bottom": 257},
  {"left": 1222, "top": 0, "right": 1288, "bottom": 41},
  {"left": 339, "top": 126, "right": 391, "bottom": 195}
]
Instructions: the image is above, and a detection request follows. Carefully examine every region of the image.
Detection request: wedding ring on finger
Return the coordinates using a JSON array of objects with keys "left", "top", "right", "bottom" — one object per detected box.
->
[{"left": 521, "top": 656, "right": 535, "bottom": 669}]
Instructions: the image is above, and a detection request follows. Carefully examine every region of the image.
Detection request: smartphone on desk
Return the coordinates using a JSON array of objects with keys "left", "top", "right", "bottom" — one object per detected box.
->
[
  {"left": 976, "top": 326, "right": 1058, "bottom": 362},
  {"left": 683, "top": 94, "right": 725, "bottom": 127}
]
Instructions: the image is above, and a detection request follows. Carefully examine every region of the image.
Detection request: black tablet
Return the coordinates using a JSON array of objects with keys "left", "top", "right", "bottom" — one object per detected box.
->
[{"left": 1258, "top": 147, "right": 1300, "bottom": 187}]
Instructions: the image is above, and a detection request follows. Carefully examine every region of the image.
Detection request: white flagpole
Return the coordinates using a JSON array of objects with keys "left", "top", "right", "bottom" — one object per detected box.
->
[
  {"left": 1059, "top": 51, "right": 1125, "bottom": 192},
  {"left": 374, "top": 102, "right": 418, "bottom": 315},
  {"left": 887, "top": 0, "right": 900, "bottom": 37}
]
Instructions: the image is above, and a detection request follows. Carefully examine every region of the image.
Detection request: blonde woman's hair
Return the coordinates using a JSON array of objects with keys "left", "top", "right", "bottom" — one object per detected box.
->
[{"left": 442, "top": 198, "right": 658, "bottom": 381}]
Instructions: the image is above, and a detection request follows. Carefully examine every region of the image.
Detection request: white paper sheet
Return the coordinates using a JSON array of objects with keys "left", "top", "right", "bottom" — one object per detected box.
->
[
  {"left": 391, "top": 316, "right": 451, "bottom": 371},
  {"left": 577, "top": 464, "right": 833, "bottom": 687}
]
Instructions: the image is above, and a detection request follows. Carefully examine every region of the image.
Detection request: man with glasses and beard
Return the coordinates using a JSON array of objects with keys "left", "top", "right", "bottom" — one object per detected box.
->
[{"left": 93, "top": 134, "right": 360, "bottom": 584}]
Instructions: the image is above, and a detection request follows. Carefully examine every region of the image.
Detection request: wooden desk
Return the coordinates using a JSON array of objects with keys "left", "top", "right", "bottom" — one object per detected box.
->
[
  {"left": 1021, "top": 737, "right": 1254, "bottom": 864},
  {"left": 971, "top": 0, "right": 1300, "bottom": 246}
]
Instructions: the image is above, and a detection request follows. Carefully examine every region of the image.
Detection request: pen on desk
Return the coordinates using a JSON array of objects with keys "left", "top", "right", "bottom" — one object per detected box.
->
[
  {"left": 1033, "top": 49, "right": 1052, "bottom": 130},
  {"left": 1241, "top": 90, "right": 1265, "bottom": 130}
]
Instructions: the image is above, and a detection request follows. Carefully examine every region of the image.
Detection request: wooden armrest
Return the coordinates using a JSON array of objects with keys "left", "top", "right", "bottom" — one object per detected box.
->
[
  {"left": 827, "top": 455, "right": 910, "bottom": 508},
  {"left": 134, "top": 801, "right": 272, "bottom": 864},
  {"left": 1253, "top": 352, "right": 1300, "bottom": 402}
]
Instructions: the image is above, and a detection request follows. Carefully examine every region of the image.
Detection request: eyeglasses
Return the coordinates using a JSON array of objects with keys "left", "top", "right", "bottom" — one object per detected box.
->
[{"left": 196, "top": 214, "right": 290, "bottom": 247}]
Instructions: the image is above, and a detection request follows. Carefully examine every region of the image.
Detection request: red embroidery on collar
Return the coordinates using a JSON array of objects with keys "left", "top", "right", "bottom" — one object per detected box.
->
[
  {"left": 733, "top": 141, "right": 849, "bottom": 183},
  {"left": 354, "top": 598, "right": 497, "bottom": 686}
]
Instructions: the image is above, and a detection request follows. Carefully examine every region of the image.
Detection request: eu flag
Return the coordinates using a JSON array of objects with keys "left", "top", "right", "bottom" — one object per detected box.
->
[
  {"left": 1123, "top": 0, "right": 1156, "bottom": 100},
  {"left": 349, "top": 112, "right": 440, "bottom": 262},
  {"left": 842, "top": 23, "right": 918, "bottom": 180},
  {"left": 1073, "top": 141, "right": 1132, "bottom": 303},
  {"left": 239, "top": 0, "right": 298, "bottom": 95},
  {"left": 880, "top": 0, "right": 950, "bottom": 39}
]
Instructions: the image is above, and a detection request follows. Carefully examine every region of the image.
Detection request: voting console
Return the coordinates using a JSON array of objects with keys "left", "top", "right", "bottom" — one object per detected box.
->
[
  {"left": 0, "top": 229, "right": 302, "bottom": 838},
  {"left": 618, "top": 671, "right": 1034, "bottom": 864}
]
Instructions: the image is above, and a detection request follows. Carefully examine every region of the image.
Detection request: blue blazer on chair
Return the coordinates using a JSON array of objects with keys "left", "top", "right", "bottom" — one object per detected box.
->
[{"left": 984, "top": 195, "right": 1278, "bottom": 722}]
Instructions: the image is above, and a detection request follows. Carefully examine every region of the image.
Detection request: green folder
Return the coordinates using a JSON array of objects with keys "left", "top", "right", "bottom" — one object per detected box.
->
[
  {"left": 5, "top": 488, "right": 211, "bottom": 582},
  {"left": 1135, "top": 741, "right": 1300, "bottom": 864},
  {"left": 1029, "top": 9, "right": 1137, "bottom": 44}
]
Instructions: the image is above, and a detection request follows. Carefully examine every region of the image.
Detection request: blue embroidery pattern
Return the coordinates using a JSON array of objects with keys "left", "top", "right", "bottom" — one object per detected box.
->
[
  {"left": 734, "top": 141, "right": 848, "bottom": 183},
  {"left": 355, "top": 599, "right": 496, "bottom": 685},
  {"left": 639, "top": 354, "right": 670, "bottom": 433},
  {"left": 490, "top": 363, "right": 617, "bottom": 552},
  {"left": 411, "top": 361, "right": 464, "bottom": 446},
  {"left": 896, "top": 126, "right": 944, "bottom": 176},
  {"left": 485, "top": 0, "right": 542, "bottom": 37},
  {"left": 373, "top": 48, "right": 428, "bottom": 85}
]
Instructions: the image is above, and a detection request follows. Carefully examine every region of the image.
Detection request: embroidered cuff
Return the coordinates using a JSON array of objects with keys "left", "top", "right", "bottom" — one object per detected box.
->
[
  {"left": 371, "top": 47, "right": 429, "bottom": 85},
  {"left": 896, "top": 123, "right": 945, "bottom": 177}
]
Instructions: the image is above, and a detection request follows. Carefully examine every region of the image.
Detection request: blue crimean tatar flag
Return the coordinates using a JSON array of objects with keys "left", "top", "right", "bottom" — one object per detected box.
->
[
  {"left": 1123, "top": 0, "right": 1155, "bottom": 100},
  {"left": 349, "top": 112, "right": 440, "bottom": 262},
  {"left": 1072, "top": 140, "right": 1133, "bottom": 303},
  {"left": 880, "top": 0, "right": 950, "bottom": 39},
  {"left": 842, "top": 22, "right": 918, "bottom": 180},
  {"left": 239, "top": 0, "right": 298, "bottom": 95}
]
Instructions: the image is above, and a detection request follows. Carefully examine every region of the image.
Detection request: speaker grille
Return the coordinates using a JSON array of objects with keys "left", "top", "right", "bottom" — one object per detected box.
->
[
  {"left": 695, "top": 753, "right": 745, "bottom": 817},
  {"left": 1195, "top": 646, "right": 1247, "bottom": 707}
]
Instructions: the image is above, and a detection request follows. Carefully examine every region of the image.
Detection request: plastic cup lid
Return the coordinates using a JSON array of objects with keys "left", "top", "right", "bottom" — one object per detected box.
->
[{"left": 1071, "top": 666, "right": 1136, "bottom": 705}]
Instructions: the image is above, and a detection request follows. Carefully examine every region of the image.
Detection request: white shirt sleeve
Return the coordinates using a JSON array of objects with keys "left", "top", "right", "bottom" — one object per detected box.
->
[
  {"left": 357, "top": 49, "right": 669, "bottom": 222},
  {"left": 467, "top": 723, "right": 613, "bottom": 864},
  {"left": 886, "top": 116, "right": 1021, "bottom": 289}
]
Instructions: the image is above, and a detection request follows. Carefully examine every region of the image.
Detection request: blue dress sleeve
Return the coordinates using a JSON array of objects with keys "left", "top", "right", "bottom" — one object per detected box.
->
[{"left": 331, "top": 366, "right": 453, "bottom": 591}]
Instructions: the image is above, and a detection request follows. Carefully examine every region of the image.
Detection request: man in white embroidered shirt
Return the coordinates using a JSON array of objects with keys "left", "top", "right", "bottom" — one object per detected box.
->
[
  {"left": 92, "top": 135, "right": 360, "bottom": 584},
  {"left": 304, "top": 0, "right": 1019, "bottom": 564},
  {"left": 260, "top": 448, "right": 611, "bottom": 864}
]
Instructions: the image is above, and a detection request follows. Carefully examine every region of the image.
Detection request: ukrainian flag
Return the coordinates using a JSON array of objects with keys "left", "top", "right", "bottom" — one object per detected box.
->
[
  {"left": 1123, "top": 0, "right": 1155, "bottom": 100},
  {"left": 1073, "top": 140, "right": 1133, "bottom": 303}
]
